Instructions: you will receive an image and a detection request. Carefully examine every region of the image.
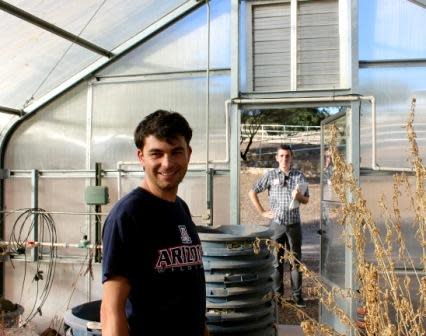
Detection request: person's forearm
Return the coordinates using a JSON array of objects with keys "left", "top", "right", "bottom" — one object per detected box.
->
[
  {"left": 101, "top": 306, "right": 129, "bottom": 336},
  {"left": 248, "top": 190, "right": 265, "bottom": 214}
]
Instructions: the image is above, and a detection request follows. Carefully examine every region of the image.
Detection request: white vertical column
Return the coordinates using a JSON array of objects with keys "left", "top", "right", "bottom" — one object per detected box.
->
[
  {"left": 290, "top": 0, "right": 298, "bottom": 91},
  {"left": 85, "top": 80, "right": 94, "bottom": 301},
  {"left": 230, "top": 0, "right": 240, "bottom": 225}
]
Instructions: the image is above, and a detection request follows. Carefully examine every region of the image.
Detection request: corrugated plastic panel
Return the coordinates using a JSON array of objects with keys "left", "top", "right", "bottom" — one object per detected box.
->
[
  {"left": 252, "top": 2, "right": 291, "bottom": 91},
  {"left": 297, "top": 0, "right": 340, "bottom": 90}
]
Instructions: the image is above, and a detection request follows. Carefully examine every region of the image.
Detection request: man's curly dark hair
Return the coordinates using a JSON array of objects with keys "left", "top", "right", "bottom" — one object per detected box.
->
[{"left": 134, "top": 110, "right": 193, "bottom": 150}]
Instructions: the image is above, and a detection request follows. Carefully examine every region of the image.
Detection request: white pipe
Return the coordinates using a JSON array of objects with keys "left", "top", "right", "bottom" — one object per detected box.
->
[
  {"left": 1, "top": 210, "right": 108, "bottom": 216},
  {"left": 205, "top": 0, "right": 211, "bottom": 223},
  {"left": 232, "top": 95, "right": 372, "bottom": 104},
  {"left": 0, "top": 240, "right": 101, "bottom": 249}
]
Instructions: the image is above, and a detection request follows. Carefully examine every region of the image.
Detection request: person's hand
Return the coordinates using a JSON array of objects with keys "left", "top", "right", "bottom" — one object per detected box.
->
[
  {"left": 261, "top": 210, "right": 274, "bottom": 219},
  {"left": 292, "top": 188, "right": 301, "bottom": 200}
]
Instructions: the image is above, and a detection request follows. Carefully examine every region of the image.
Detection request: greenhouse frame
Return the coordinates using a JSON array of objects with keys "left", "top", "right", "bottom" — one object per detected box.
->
[{"left": 0, "top": 0, "right": 425, "bottom": 334}]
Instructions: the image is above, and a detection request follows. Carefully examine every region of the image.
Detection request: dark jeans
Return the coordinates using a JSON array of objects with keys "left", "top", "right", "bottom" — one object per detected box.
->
[{"left": 272, "top": 222, "right": 302, "bottom": 298}]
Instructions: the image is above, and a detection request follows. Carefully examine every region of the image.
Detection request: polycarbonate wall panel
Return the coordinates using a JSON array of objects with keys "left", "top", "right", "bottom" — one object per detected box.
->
[
  {"left": 4, "top": 261, "right": 94, "bottom": 331},
  {"left": 99, "top": 0, "right": 230, "bottom": 76},
  {"left": 7, "top": 0, "right": 187, "bottom": 51},
  {"left": 108, "top": 173, "right": 229, "bottom": 227},
  {"left": 0, "top": 11, "right": 96, "bottom": 109},
  {"left": 4, "top": 178, "right": 102, "bottom": 331},
  {"left": 91, "top": 74, "right": 230, "bottom": 169},
  {"left": 360, "top": 175, "right": 422, "bottom": 268},
  {"left": 36, "top": 179, "right": 92, "bottom": 257},
  {"left": 213, "top": 175, "right": 230, "bottom": 225},
  {"left": 359, "top": 0, "right": 426, "bottom": 60},
  {"left": 4, "top": 179, "right": 92, "bottom": 256},
  {"left": 5, "top": 82, "right": 87, "bottom": 170},
  {"left": 4, "top": 179, "right": 32, "bottom": 215},
  {"left": 359, "top": 67, "right": 426, "bottom": 169}
]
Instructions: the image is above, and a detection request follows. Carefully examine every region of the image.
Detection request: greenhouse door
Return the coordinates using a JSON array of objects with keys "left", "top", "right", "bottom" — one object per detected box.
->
[{"left": 319, "top": 108, "right": 357, "bottom": 335}]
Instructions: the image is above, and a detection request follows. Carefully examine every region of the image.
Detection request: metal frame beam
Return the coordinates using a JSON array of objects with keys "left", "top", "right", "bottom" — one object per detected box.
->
[
  {"left": 408, "top": 0, "right": 426, "bottom": 8},
  {"left": 0, "top": 106, "right": 24, "bottom": 116},
  {"left": 359, "top": 59, "right": 426, "bottom": 68},
  {"left": 0, "top": 0, "right": 113, "bottom": 58}
]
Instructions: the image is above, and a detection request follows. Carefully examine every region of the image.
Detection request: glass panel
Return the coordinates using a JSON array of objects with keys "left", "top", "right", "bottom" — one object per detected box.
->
[
  {"left": 91, "top": 74, "right": 230, "bottom": 169},
  {"left": 320, "top": 292, "right": 349, "bottom": 334},
  {"left": 359, "top": 0, "right": 426, "bottom": 60},
  {"left": 322, "top": 114, "right": 346, "bottom": 202},
  {"left": 5, "top": 83, "right": 87, "bottom": 170},
  {"left": 321, "top": 201, "right": 345, "bottom": 287},
  {"left": 0, "top": 11, "right": 97, "bottom": 109},
  {"left": 99, "top": 0, "right": 230, "bottom": 76},
  {"left": 359, "top": 67, "right": 426, "bottom": 169},
  {"left": 320, "top": 113, "right": 347, "bottom": 287}
]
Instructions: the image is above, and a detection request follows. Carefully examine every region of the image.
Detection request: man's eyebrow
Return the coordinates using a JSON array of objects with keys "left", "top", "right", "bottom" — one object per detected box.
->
[
  {"left": 147, "top": 148, "right": 163, "bottom": 153},
  {"left": 147, "top": 145, "right": 185, "bottom": 153}
]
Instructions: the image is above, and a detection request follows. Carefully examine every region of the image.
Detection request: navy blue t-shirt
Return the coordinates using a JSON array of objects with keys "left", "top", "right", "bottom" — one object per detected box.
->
[{"left": 102, "top": 187, "right": 206, "bottom": 335}]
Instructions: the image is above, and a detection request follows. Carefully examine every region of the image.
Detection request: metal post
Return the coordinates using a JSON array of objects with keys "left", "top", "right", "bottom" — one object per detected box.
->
[
  {"left": 95, "top": 163, "right": 102, "bottom": 262},
  {"left": 230, "top": 0, "right": 240, "bottom": 225},
  {"left": 31, "top": 169, "right": 39, "bottom": 262},
  {"left": 206, "top": 168, "right": 214, "bottom": 226}
]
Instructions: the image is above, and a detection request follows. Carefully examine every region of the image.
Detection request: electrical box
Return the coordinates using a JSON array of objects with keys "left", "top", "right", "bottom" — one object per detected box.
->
[{"left": 85, "top": 186, "right": 109, "bottom": 205}]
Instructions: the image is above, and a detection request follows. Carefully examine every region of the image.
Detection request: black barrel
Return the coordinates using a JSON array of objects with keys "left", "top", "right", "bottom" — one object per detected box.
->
[{"left": 197, "top": 225, "right": 276, "bottom": 336}]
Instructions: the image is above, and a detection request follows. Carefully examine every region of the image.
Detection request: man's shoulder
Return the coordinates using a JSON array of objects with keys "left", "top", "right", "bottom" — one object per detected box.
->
[
  {"left": 263, "top": 168, "right": 279, "bottom": 176},
  {"left": 255, "top": 168, "right": 278, "bottom": 182},
  {"left": 108, "top": 188, "right": 147, "bottom": 216},
  {"left": 290, "top": 168, "right": 305, "bottom": 176}
]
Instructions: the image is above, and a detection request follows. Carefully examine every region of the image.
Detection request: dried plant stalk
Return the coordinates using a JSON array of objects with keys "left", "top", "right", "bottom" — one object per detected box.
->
[{"left": 254, "top": 98, "right": 425, "bottom": 336}]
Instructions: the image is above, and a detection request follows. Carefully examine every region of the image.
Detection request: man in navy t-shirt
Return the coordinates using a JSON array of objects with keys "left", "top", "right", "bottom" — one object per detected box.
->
[{"left": 101, "top": 110, "right": 207, "bottom": 336}]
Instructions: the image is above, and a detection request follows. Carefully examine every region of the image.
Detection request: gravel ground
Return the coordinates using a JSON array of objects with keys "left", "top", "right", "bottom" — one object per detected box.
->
[{"left": 240, "top": 169, "right": 321, "bottom": 324}]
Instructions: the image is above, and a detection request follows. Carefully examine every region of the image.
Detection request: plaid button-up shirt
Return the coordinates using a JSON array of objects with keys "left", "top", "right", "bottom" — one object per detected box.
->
[{"left": 252, "top": 168, "right": 309, "bottom": 225}]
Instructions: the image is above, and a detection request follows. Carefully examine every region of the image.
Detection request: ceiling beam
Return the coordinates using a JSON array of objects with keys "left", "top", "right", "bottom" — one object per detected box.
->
[
  {"left": 408, "top": 0, "right": 426, "bottom": 8},
  {"left": 0, "top": 106, "right": 25, "bottom": 116},
  {"left": 0, "top": 0, "right": 113, "bottom": 58}
]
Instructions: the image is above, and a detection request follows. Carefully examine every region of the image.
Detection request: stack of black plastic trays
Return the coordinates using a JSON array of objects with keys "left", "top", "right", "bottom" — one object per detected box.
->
[{"left": 197, "top": 225, "right": 276, "bottom": 336}]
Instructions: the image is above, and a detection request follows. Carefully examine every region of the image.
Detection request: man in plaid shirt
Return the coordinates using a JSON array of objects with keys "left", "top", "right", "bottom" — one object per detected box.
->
[{"left": 248, "top": 144, "right": 309, "bottom": 307}]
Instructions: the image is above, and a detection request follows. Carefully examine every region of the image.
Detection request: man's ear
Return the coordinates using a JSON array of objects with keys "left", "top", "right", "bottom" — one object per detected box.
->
[
  {"left": 137, "top": 149, "right": 144, "bottom": 166},
  {"left": 188, "top": 145, "right": 192, "bottom": 159}
]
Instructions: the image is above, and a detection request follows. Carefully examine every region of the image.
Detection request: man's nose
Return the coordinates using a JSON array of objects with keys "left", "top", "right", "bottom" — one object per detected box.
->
[{"left": 161, "top": 154, "right": 173, "bottom": 167}]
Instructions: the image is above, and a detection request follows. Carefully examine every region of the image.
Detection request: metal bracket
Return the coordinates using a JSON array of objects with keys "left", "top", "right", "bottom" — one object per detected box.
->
[{"left": 0, "top": 169, "right": 10, "bottom": 179}]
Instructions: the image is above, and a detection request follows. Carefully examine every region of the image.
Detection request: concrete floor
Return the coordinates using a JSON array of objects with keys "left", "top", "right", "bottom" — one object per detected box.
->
[{"left": 277, "top": 324, "right": 304, "bottom": 336}]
